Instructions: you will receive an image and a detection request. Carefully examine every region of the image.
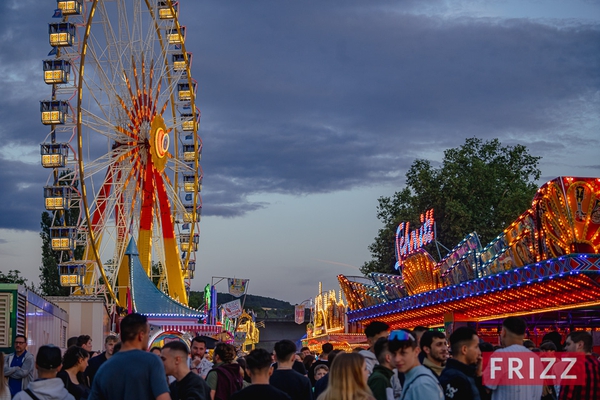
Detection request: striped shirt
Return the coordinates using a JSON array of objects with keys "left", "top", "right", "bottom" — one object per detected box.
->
[{"left": 558, "top": 354, "right": 600, "bottom": 400}]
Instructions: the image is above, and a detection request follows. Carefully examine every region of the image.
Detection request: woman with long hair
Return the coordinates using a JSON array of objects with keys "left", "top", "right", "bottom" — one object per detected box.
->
[
  {"left": 57, "top": 346, "right": 90, "bottom": 400},
  {"left": 0, "top": 353, "right": 10, "bottom": 400},
  {"left": 317, "top": 352, "right": 374, "bottom": 400}
]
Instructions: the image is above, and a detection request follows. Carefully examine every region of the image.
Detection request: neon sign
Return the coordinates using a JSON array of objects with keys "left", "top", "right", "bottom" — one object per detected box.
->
[{"left": 395, "top": 209, "right": 435, "bottom": 270}]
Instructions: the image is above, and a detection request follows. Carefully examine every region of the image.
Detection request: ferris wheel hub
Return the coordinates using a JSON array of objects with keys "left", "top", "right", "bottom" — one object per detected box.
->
[{"left": 150, "top": 114, "right": 169, "bottom": 172}]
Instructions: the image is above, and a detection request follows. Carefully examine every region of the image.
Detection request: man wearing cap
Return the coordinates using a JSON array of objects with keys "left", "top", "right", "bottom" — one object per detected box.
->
[
  {"left": 4, "top": 335, "right": 35, "bottom": 397},
  {"left": 13, "top": 344, "right": 74, "bottom": 400}
]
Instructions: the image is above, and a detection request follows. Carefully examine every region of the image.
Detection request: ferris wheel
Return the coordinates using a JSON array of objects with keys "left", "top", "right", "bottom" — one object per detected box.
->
[{"left": 41, "top": 0, "right": 201, "bottom": 307}]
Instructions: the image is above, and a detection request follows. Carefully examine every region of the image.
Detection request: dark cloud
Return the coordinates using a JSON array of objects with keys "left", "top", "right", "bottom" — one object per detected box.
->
[
  {"left": 1, "top": 1, "right": 599, "bottom": 227},
  {"left": 0, "top": 157, "right": 46, "bottom": 231},
  {"left": 192, "top": 4, "right": 599, "bottom": 214}
]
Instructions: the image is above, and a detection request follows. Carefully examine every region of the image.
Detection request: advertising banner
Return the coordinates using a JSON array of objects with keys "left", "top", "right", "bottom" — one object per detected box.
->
[
  {"left": 228, "top": 278, "right": 249, "bottom": 297},
  {"left": 222, "top": 299, "right": 243, "bottom": 319},
  {"left": 295, "top": 305, "right": 305, "bottom": 324}
]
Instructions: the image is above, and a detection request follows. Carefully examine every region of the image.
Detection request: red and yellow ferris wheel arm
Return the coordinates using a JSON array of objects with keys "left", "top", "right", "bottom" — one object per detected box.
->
[{"left": 155, "top": 170, "right": 188, "bottom": 303}]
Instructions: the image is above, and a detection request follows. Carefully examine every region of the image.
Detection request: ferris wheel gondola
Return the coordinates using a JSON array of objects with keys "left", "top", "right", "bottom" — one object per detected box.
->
[{"left": 41, "top": 0, "right": 201, "bottom": 307}]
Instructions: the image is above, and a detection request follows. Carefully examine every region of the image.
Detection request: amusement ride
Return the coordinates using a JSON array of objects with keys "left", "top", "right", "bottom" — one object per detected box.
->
[{"left": 41, "top": 0, "right": 201, "bottom": 311}]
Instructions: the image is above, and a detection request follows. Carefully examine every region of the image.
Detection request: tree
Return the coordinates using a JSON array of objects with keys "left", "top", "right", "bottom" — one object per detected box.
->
[
  {"left": 0, "top": 270, "right": 29, "bottom": 286},
  {"left": 39, "top": 211, "right": 71, "bottom": 296},
  {"left": 361, "top": 138, "right": 541, "bottom": 275}
]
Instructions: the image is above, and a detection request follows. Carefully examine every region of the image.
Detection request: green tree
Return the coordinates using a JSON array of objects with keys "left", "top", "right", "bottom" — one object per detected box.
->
[
  {"left": 0, "top": 270, "right": 29, "bottom": 286},
  {"left": 39, "top": 211, "right": 71, "bottom": 296},
  {"left": 188, "top": 290, "right": 203, "bottom": 309},
  {"left": 361, "top": 138, "right": 541, "bottom": 275}
]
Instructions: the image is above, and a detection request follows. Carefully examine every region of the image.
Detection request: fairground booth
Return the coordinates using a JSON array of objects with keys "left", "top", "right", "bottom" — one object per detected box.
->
[{"left": 327, "top": 177, "right": 600, "bottom": 350}]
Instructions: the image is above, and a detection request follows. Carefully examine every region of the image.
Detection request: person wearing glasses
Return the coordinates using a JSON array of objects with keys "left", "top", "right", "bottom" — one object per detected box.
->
[
  {"left": 4, "top": 335, "right": 35, "bottom": 397},
  {"left": 388, "top": 330, "right": 443, "bottom": 400}
]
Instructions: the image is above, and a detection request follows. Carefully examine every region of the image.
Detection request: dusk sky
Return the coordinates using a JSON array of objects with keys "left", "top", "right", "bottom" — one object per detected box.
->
[{"left": 0, "top": 0, "right": 598, "bottom": 305}]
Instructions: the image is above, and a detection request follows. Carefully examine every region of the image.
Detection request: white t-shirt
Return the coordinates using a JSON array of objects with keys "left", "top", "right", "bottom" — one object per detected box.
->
[{"left": 485, "top": 344, "right": 543, "bottom": 400}]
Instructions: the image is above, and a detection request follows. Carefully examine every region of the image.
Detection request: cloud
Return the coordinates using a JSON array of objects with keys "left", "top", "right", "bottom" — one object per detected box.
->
[
  {"left": 193, "top": 6, "right": 599, "bottom": 215},
  {"left": 0, "top": 157, "right": 46, "bottom": 231},
  {"left": 0, "top": 1, "right": 598, "bottom": 228}
]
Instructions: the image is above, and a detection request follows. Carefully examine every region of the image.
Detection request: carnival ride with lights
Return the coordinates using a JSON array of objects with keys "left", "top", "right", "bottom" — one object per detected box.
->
[
  {"left": 302, "top": 283, "right": 366, "bottom": 352},
  {"left": 338, "top": 177, "right": 600, "bottom": 342},
  {"left": 40, "top": 1, "right": 207, "bottom": 324}
]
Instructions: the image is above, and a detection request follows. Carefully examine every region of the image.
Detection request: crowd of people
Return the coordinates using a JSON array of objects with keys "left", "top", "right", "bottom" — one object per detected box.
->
[{"left": 2, "top": 313, "right": 599, "bottom": 400}]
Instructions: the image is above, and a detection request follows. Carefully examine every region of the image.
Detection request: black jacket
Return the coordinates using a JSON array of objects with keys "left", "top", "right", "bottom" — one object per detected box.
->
[
  {"left": 170, "top": 371, "right": 211, "bottom": 400},
  {"left": 438, "top": 358, "right": 481, "bottom": 400}
]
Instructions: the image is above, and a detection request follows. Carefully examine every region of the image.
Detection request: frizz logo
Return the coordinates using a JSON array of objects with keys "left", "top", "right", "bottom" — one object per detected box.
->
[{"left": 482, "top": 352, "right": 586, "bottom": 385}]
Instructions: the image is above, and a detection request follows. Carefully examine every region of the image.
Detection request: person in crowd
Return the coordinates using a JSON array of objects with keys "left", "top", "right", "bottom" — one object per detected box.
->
[
  {"left": 150, "top": 347, "right": 162, "bottom": 356},
  {"left": 273, "top": 353, "right": 308, "bottom": 376},
  {"left": 302, "top": 355, "right": 315, "bottom": 374},
  {"left": 57, "top": 346, "right": 91, "bottom": 400},
  {"left": 412, "top": 326, "right": 429, "bottom": 364},
  {"left": 88, "top": 313, "right": 170, "bottom": 400},
  {"left": 316, "top": 352, "right": 374, "bottom": 400},
  {"left": 439, "top": 327, "right": 482, "bottom": 400},
  {"left": 313, "top": 350, "right": 343, "bottom": 399},
  {"left": 67, "top": 337, "right": 78, "bottom": 348},
  {"left": 13, "top": 345, "right": 74, "bottom": 400},
  {"left": 538, "top": 341, "right": 558, "bottom": 400},
  {"left": 294, "top": 354, "right": 308, "bottom": 375},
  {"left": 559, "top": 331, "right": 600, "bottom": 400},
  {"left": 420, "top": 330, "right": 448, "bottom": 377},
  {"left": 522, "top": 340, "right": 535, "bottom": 350},
  {"left": 0, "top": 353, "right": 11, "bottom": 400},
  {"left": 313, "top": 365, "right": 328, "bottom": 382},
  {"left": 412, "top": 327, "right": 429, "bottom": 345},
  {"left": 85, "top": 335, "right": 117, "bottom": 386},
  {"left": 484, "top": 317, "right": 542, "bottom": 400},
  {"left": 308, "top": 343, "right": 332, "bottom": 386},
  {"left": 112, "top": 342, "right": 122, "bottom": 354},
  {"left": 359, "top": 321, "right": 402, "bottom": 399},
  {"left": 229, "top": 349, "right": 291, "bottom": 400},
  {"left": 76, "top": 336, "right": 93, "bottom": 354},
  {"left": 205, "top": 343, "right": 243, "bottom": 400},
  {"left": 270, "top": 340, "right": 313, "bottom": 400},
  {"left": 477, "top": 342, "right": 493, "bottom": 400},
  {"left": 4, "top": 335, "right": 34, "bottom": 397},
  {"left": 360, "top": 322, "right": 390, "bottom": 374},
  {"left": 542, "top": 326, "right": 563, "bottom": 351},
  {"left": 389, "top": 329, "right": 443, "bottom": 400},
  {"left": 190, "top": 337, "right": 213, "bottom": 379},
  {"left": 235, "top": 357, "right": 251, "bottom": 385},
  {"left": 539, "top": 341, "right": 557, "bottom": 352},
  {"left": 367, "top": 337, "right": 396, "bottom": 400},
  {"left": 161, "top": 341, "right": 211, "bottom": 400},
  {"left": 300, "top": 347, "right": 312, "bottom": 359}
]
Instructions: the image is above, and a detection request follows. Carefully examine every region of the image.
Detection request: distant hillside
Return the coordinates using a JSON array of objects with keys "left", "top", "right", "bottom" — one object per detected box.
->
[{"left": 189, "top": 291, "right": 295, "bottom": 318}]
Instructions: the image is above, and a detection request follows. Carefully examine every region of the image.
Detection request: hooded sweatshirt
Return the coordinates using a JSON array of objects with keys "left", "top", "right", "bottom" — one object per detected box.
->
[
  {"left": 399, "top": 365, "right": 443, "bottom": 400},
  {"left": 12, "top": 378, "right": 75, "bottom": 400},
  {"left": 360, "top": 350, "right": 379, "bottom": 374}
]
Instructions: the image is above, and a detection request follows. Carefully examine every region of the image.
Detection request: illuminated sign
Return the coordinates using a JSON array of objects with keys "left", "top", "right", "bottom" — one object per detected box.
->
[{"left": 395, "top": 209, "right": 435, "bottom": 269}]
